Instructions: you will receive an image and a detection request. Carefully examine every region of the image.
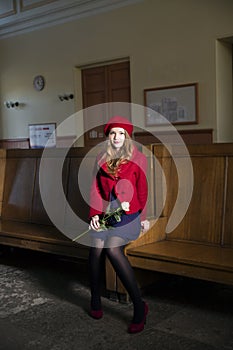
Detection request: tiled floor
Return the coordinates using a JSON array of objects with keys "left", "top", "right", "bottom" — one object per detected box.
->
[{"left": 0, "top": 247, "right": 233, "bottom": 350}]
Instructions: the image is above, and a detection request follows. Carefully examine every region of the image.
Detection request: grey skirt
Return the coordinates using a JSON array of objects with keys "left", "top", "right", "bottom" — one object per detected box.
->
[{"left": 89, "top": 212, "right": 141, "bottom": 247}]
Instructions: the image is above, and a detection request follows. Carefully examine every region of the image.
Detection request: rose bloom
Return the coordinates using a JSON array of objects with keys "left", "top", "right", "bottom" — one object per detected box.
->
[{"left": 121, "top": 202, "right": 130, "bottom": 212}]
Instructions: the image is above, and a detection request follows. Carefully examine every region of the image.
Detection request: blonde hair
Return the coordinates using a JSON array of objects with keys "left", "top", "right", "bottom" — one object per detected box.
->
[{"left": 104, "top": 130, "right": 133, "bottom": 176}]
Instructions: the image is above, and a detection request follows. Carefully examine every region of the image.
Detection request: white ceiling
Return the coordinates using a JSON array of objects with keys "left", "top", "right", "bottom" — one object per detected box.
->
[{"left": 0, "top": 0, "right": 142, "bottom": 39}]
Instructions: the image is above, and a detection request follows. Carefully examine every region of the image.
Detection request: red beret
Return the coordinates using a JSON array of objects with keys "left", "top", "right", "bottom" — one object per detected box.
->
[{"left": 104, "top": 116, "right": 133, "bottom": 136}]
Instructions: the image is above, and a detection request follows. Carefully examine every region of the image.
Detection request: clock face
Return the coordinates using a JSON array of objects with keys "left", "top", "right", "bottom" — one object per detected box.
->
[{"left": 33, "top": 75, "right": 45, "bottom": 91}]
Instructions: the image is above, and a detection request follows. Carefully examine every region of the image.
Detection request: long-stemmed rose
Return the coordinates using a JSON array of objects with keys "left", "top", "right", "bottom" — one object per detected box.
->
[{"left": 72, "top": 202, "right": 130, "bottom": 242}]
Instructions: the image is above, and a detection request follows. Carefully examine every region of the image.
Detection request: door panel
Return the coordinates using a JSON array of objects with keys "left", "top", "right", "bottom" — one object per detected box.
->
[{"left": 82, "top": 61, "right": 131, "bottom": 146}]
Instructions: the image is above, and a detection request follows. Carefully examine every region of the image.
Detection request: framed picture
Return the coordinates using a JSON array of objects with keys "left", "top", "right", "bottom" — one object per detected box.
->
[
  {"left": 144, "top": 83, "right": 198, "bottom": 126},
  {"left": 29, "top": 123, "right": 56, "bottom": 148}
]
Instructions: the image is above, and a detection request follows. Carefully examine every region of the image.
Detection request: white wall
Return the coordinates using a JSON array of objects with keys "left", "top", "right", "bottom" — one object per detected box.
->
[{"left": 1, "top": 0, "right": 233, "bottom": 142}]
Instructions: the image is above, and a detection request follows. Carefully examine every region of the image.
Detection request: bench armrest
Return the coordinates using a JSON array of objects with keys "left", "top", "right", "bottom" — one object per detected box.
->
[{"left": 125, "top": 217, "right": 167, "bottom": 252}]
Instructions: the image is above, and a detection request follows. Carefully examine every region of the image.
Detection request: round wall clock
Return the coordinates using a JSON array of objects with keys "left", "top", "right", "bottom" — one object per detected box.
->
[{"left": 33, "top": 75, "right": 45, "bottom": 91}]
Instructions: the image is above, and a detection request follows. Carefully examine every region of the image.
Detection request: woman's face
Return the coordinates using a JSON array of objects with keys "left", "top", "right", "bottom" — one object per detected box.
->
[{"left": 108, "top": 127, "right": 126, "bottom": 149}]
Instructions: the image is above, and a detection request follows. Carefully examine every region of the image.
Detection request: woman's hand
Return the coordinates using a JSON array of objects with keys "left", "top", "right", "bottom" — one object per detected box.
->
[
  {"left": 90, "top": 215, "right": 100, "bottom": 231},
  {"left": 141, "top": 220, "right": 150, "bottom": 232}
]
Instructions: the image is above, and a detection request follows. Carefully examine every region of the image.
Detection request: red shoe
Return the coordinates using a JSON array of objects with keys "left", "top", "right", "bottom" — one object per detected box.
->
[
  {"left": 128, "top": 302, "right": 148, "bottom": 334},
  {"left": 90, "top": 309, "right": 103, "bottom": 319}
]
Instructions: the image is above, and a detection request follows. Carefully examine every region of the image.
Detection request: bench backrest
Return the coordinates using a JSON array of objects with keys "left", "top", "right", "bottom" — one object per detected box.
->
[
  {"left": 153, "top": 143, "right": 233, "bottom": 248},
  {"left": 0, "top": 149, "right": 6, "bottom": 217},
  {"left": 0, "top": 146, "right": 155, "bottom": 231},
  {"left": 1, "top": 148, "right": 95, "bottom": 226}
]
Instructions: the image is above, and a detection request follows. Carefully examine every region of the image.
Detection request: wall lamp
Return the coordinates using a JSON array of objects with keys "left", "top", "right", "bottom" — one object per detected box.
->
[
  {"left": 58, "top": 93, "right": 74, "bottom": 101},
  {"left": 4, "top": 101, "right": 20, "bottom": 108}
]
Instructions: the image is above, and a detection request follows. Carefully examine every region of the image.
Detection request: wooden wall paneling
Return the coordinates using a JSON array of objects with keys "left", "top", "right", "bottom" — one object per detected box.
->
[
  {"left": 181, "top": 129, "right": 213, "bottom": 144},
  {"left": 223, "top": 156, "right": 233, "bottom": 247},
  {"left": 0, "top": 138, "right": 29, "bottom": 149},
  {"left": 134, "top": 132, "right": 160, "bottom": 145},
  {"left": 134, "top": 129, "right": 213, "bottom": 145},
  {"left": 0, "top": 136, "right": 77, "bottom": 149}
]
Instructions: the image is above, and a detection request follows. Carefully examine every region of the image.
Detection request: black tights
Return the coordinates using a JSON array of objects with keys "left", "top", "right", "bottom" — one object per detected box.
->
[{"left": 88, "top": 245, "right": 144, "bottom": 323}]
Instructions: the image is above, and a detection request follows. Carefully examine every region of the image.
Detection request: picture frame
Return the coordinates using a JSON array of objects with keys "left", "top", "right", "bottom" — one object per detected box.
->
[
  {"left": 144, "top": 83, "right": 198, "bottom": 126},
  {"left": 29, "top": 122, "right": 56, "bottom": 148}
]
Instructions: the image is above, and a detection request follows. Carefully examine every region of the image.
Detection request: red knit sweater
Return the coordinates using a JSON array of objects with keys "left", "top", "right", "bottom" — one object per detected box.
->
[{"left": 89, "top": 146, "right": 148, "bottom": 221}]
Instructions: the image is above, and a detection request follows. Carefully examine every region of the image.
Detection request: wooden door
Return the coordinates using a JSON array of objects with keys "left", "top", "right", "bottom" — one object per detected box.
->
[{"left": 82, "top": 61, "right": 131, "bottom": 146}]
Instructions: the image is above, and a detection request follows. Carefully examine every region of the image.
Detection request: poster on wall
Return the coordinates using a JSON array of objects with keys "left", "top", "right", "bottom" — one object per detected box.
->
[
  {"left": 144, "top": 83, "right": 198, "bottom": 126},
  {"left": 29, "top": 123, "right": 56, "bottom": 148}
]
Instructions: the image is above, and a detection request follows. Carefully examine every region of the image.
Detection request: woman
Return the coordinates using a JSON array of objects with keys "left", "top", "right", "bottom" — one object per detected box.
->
[{"left": 88, "top": 116, "right": 149, "bottom": 333}]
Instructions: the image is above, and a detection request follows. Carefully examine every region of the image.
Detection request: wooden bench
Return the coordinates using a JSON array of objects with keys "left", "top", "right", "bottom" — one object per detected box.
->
[
  {"left": 2, "top": 144, "right": 233, "bottom": 301},
  {"left": 0, "top": 145, "right": 156, "bottom": 304},
  {"left": 106, "top": 143, "right": 233, "bottom": 299},
  {"left": 0, "top": 147, "right": 96, "bottom": 260},
  {"left": 129, "top": 143, "right": 233, "bottom": 282}
]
